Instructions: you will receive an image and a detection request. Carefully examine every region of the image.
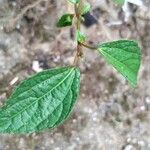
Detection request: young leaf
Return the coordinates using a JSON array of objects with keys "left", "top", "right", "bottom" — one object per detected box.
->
[
  {"left": 113, "top": 0, "right": 125, "bottom": 6},
  {"left": 79, "top": 2, "right": 91, "bottom": 15},
  {"left": 0, "top": 66, "right": 80, "bottom": 133},
  {"left": 97, "top": 40, "right": 141, "bottom": 86},
  {"left": 57, "top": 14, "right": 74, "bottom": 27},
  {"left": 76, "top": 30, "right": 86, "bottom": 43},
  {"left": 68, "top": 0, "right": 80, "bottom": 4}
]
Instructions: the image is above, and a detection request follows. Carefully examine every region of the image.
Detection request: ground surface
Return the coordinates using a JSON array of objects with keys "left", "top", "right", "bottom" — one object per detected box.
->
[{"left": 0, "top": 0, "right": 150, "bottom": 150}]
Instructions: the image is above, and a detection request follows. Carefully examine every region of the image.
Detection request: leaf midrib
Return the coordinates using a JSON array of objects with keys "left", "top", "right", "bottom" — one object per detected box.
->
[
  {"left": 36, "top": 75, "right": 76, "bottom": 132},
  {"left": 100, "top": 46, "right": 140, "bottom": 56},
  {"left": 99, "top": 48, "right": 136, "bottom": 85},
  {"left": 13, "top": 70, "right": 76, "bottom": 133},
  {"left": 6, "top": 68, "right": 75, "bottom": 122},
  {"left": 10, "top": 68, "right": 70, "bottom": 100},
  {"left": 99, "top": 47, "right": 138, "bottom": 75}
]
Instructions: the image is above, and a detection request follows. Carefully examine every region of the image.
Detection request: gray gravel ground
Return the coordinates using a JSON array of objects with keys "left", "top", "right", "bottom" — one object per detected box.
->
[{"left": 0, "top": 0, "right": 150, "bottom": 149}]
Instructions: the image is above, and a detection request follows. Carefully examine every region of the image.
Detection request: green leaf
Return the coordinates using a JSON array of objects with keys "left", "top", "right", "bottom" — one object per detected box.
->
[
  {"left": 0, "top": 66, "right": 80, "bottom": 133},
  {"left": 79, "top": 2, "right": 91, "bottom": 15},
  {"left": 68, "top": 0, "right": 80, "bottom": 4},
  {"left": 97, "top": 40, "right": 141, "bottom": 86},
  {"left": 113, "top": 0, "right": 125, "bottom": 6},
  {"left": 57, "top": 14, "right": 74, "bottom": 27},
  {"left": 76, "top": 30, "right": 86, "bottom": 43}
]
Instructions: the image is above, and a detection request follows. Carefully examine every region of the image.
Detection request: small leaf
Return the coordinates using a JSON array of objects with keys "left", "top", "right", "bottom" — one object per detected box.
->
[
  {"left": 113, "top": 0, "right": 125, "bottom": 6},
  {"left": 68, "top": 0, "right": 80, "bottom": 4},
  {"left": 97, "top": 40, "right": 141, "bottom": 86},
  {"left": 0, "top": 66, "right": 80, "bottom": 133},
  {"left": 57, "top": 14, "right": 74, "bottom": 27},
  {"left": 76, "top": 30, "right": 86, "bottom": 43},
  {"left": 79, "top": 2, "right": 91, "bottom": 15}
]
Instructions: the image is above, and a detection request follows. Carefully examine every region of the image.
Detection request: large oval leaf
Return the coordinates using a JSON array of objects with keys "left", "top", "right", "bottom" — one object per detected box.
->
[
  {"left": 0, "top": 66, "right": 80, "bottom": 133},
  {"left": 98, "top": 40, "right": 141, "bottom": 86}
]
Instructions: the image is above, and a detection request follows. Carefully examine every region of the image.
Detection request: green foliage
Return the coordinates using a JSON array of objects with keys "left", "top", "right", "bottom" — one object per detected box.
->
[
  {"left": 78, "top": 2, "right": 91, "bottom": 15},
  {"left": 97, "top": 40, "right": 141, "bottom": 86},
  {"left": 68, "top": 0, "right": 80, "bottom": 4},
  {"left": 76, "top": 30, "right": 86, "bottom": 42},
  {"left": 57, "top": 14, "right": 74, "bottom": 27},
  {"left": 113, "top": 0, "right": 125, "bottom": 6},
  {"left": 0, "top": 67, "right": 80, "bottom": 133},
  {"left": 0, "top": 0, "right": 141, "bottom": 134}
]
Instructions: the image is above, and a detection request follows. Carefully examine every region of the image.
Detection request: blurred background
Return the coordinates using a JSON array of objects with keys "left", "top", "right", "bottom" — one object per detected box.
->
[{"left": 0, "top": 0, "right": 150, "bottom": 149}]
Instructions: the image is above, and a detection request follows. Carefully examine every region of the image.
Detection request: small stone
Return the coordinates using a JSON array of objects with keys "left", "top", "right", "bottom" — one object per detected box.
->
[
  {"left": 140, "top": 106, "right": 146, "bottom": 111},
  {"left": 32, "top": 60, "right": 43, "bottom": 72},
  {"left": 145, "top": 97, "right": 150, "bottom": 104},
  {"left": 124, "top": 144, "right": 134, "bottom": 150},
  {"left": 9, "top": 76, "right": 19, "bottom": 85},
  {"left": 127, "top": 138, "right": 132, "bottom": 143},
  {"left": 138, "top": 140, "right": 145, "bottom": 147}
]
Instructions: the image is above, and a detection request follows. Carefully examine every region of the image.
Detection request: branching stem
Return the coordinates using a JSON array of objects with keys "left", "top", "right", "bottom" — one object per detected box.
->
[
  {"left": 73, "top": 0, "right": 96, "bottom": 66},
  {"left": 73, "top": 0, "right": 83, "bottom": 66},
  {"left": 80, "top": 42, "right": 96, "bottom": 50}
]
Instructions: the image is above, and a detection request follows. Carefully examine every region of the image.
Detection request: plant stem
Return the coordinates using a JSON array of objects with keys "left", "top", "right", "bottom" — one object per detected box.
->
[
  {"left": 73, "top": 0, "right": 96, "bottom": 66},
  {"left": 73, "top": 0, "right": 83, "bottom": 66},
  {"left": 80, "top": 42, "right": 96, "bottom": 50}
]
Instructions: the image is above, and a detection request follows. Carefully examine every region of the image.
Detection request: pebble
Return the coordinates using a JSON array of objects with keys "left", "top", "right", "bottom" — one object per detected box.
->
[
  {"left": 124, "top": 145, "right": 134, "bottom": 150},
  {"left": 32, "top": 60, "right": 43, "bottom": 72},
  {"left": 138, "top": 140, "right": 145, "bottom": 147}
]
